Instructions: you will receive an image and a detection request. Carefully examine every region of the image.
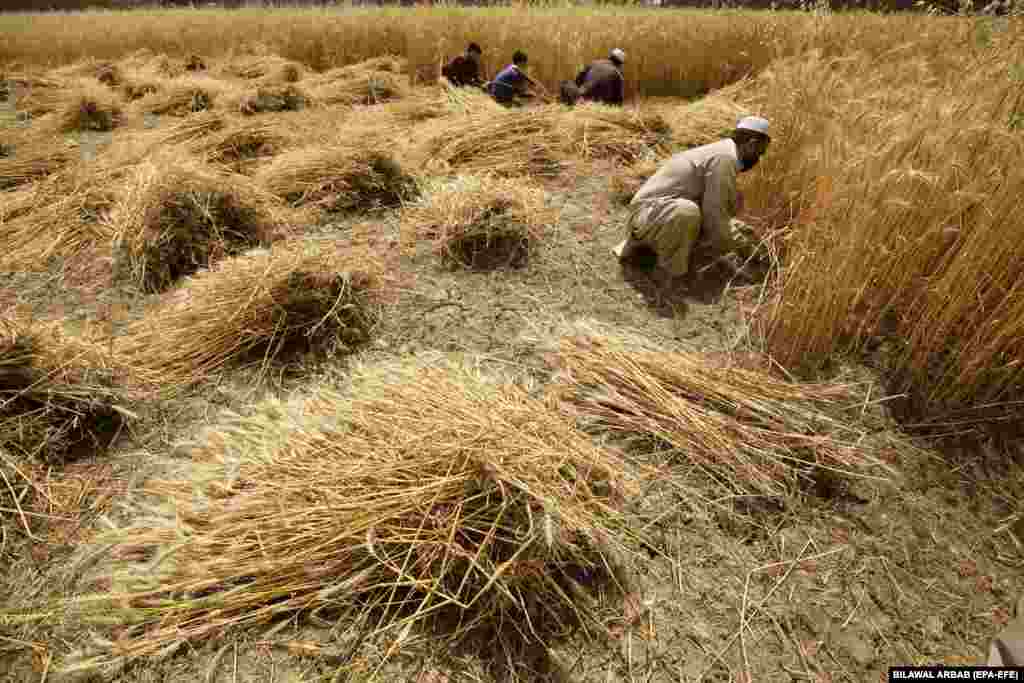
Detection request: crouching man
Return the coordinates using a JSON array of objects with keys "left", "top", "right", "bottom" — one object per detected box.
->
[{"left": 613, "top": 116, "right": 771, "bottom": 288}]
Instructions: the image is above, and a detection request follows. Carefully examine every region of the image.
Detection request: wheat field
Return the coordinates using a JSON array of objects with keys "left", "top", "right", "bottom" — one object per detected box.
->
[{"left": 2, "top": 5, "right": 1024, "bottom": 682}]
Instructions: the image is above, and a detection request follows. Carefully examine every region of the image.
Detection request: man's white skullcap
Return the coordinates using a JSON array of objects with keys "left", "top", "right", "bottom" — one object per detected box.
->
[
  {"left": 737, "top": 116, "right": 770, "bottom": 137},
  {"left": 610, "top": 48, "right": 626, "bottom": 63}
]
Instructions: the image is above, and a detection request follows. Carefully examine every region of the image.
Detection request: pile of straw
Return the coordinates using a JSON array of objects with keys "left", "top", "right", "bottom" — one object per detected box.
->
[
  {"left": 52, "top": 80, "right": 124, "bottom": 133},
  {"left": 51, "top": 59, "right": 122, "bottom": 87},
  {"left": 0, "top": 166, "right": 119, "bottom": 271},
  {"left": 421, "top": 108, "right": 566, "bottom": 178},
  {"left": 121, "top": 78, "right": 161, "bottom": 102},
  {"left": 306, "top": 71, "right": 410, "bottom": 108},
  {"left": 652, "top": 91, "right": 752, "bottom": 149},
  {"left": 219, "top": 55, "right": 304, "bottom": 82},
  {"left": 403, "top": 175, "right": 554, "bottom": 270},
  {"left": 117, "top": 244, "right": 383, "bottom": 389},
  {"left": 0, "top": 321, "right": 129, "bottom": 465},
  {"left": 189, "top": 118, "right": 292, "bottom": 172},
  {"left": 106, "top": 156, "right": 284, "bottom": 293},
  {"left": 58, "top": 357, "right": 641, "bottom": 676},
  {"left": 0, "top": 139, "right": 75, "bottom": 190},
  {"left": 421, "top": 104, "right": 671, "bottom": 176},
  {"left": 133, "top": 76, "right": 235, "bottom": 117},
  {"left": 548, "top": 330, "right": 892, "bottom": 497},
  {"left": 559, "top": 104, "right": 672, "bottom": 162},
  {"left": 255, "top": 144, "right": 418, "bottom": 213},
  {"left": 233, "top": 84, "right": 308, "bottom": 115}
]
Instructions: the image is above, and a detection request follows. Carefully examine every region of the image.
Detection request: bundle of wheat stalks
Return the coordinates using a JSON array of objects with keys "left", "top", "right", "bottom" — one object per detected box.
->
[
  {"left": 232, "top": 84, "right": 309, "bottom": 115},
  {"left": 58, "top": 357, "right": 642, "bottom": 677},
  {"left": 421, "top": 103, "right": 672, "bottom": 177},
  {"left": 132, "top": 76, "right": 237, "bottom": 117},
  {"left": 218, "top": 54, "right": 305, "bottom": 83},
  {"left": 106, "top": 155, "right": 285, "bottom": 293},
  {"left": 0, "top": 321, "right": 130, "bottom": 465},
  {"left": 50, "top": 59, "right": 122, "bottom": 88},
  {"left": 306, "top": 69, "right": 410, "bottom": 108},
  {"left": 651, "top": 90, "right": 753, "bottom": 149},
  {"left": 403, "top": 174, "right": 554, "bottom": 270},
  {"left": 0, "top": 138, "right": 75, "bottom": 190},
  {"left": 117, "top": 243, "right": 382, "bottom": 391},
  {"left": 548, "top": 331, "right": 892, "bottom": 497},
  {"left": 255, "top": 143, "right": 418, "bottom": 213},
  {"left": 0, "top": 165, "right": 120, "bottom": 272},
  {"left": 51, "top": 79, "right": 124, "bottom": 133},
  {"left": 189, "top": 118, "right": 293, "bottom": 171}
]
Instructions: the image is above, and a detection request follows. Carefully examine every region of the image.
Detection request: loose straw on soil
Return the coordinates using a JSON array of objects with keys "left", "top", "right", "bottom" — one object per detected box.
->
[
  {"left": 0, "top": 320, "right": 130, "bottom": 466},
  {"left": 548, "top": 331, "right": 893, "bottom": 497},
  {"left": 117, "top": 243, "right": 383, "bottom": 390},
  {"left": 610, "top": 156, "right": 662, "bottom": 206},
  {"left": 402, "top": 175, "right": 554, "bottom": 270},
  {"left": 255, "top": 143, "right": 418, "bottom": 212},
  {"left": 106, "top": 155, "right": 286, "bottom": 293},
  {"left": 53, "top": 356, "right": 642, "bottom": 677}
]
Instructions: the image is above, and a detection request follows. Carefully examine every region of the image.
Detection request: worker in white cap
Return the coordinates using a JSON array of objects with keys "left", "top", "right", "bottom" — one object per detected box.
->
[
  {"left": 559, "top": 48, "right": 626, "bottom": 107},
  {"left": 612, "top": 115, "right": 772, "bottom": 287}
]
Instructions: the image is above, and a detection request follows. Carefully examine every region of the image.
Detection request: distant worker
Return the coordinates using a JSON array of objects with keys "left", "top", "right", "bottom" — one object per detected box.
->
[
  {"left": 441, "top": 42, "right": 484, "bottom": 89},
  {"left": 612, "top": 116, "right": 772, "bottom": 286},
  {"left": 487, "top": 50, "right": 540, "bottom": 107},
  {"left": 560, "top": 48, "right": 626, "bottom": 107}
]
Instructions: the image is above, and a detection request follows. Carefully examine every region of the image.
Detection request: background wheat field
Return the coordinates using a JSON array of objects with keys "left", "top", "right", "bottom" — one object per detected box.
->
[{"left": 1, "top": 5, "right": 1024, "bottom": 683}]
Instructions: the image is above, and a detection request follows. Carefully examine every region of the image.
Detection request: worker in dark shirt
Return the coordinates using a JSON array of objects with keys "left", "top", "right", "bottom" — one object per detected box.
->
[
  {"left": 487, "top": 50, "right": 540, "bottom": 107},
  {"left": 560, "top": 48, "right": 626, "bottom": 107},
  {"left": 441, "top": 43, "right": 484, "bottom": 89}
]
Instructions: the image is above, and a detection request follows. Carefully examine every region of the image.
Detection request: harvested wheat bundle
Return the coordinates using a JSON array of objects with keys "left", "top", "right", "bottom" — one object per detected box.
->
[
  {"left": 133, "top": 76, "right": 236, "bottom": 117},
  {"left": 609, "top": 156, "right": 662, "bottom": 206},
  {"left": 307, "top": 71, "right": 409, "bottom": 108},
  {"left": 0, "top": 320, "right": 130, "bottom": 465},
  {"left": 421, "top": 107, "right": 565, "bottom": 178},
  {"left": 118, "top": 244, "right": 383, "bottom": 388},
  {"left": 120, "top": 77, "right": 161, "bottom": 102},
  {"left": 51, "top": 80, "right": 124, "bottom": 133},
  {"left": 0, "top": 138, "right": 75, "bottom": 190},
  {"left": 255, "top": 144, "right": 418, "bottom": 212},
  {"left": 403, "top": 175, "right": 554, "bottom": 270},
  {"left": 230, "top": 84, "right": 308, "bottom": 115},
  {"left": 219, "top": 55, "right": 303, "bottom": 82},
  {"left": 57, "top": 356, "right": 642, "bottom": 677},
  {"left": 107, "top": 156, "right": 285, "bottom": 293},
  {"left": 190, "top": 118, "right": 292, "bottom": 172},
  {"left": 0, "top": 168, "right": 118, "bottom": 271},
  {"left": 653, "top": 92, "right": 752, "bottom": 150},
  {"left": 559, "top": 104, "right": 673, "bottom": 162},
  {"left": 548, "top": 331, "right": 893, "bottom": 498},
  {"left": 50, "top": 59, "right": 122, "bottom": 87},
  {"left": 353, "top": 54, "right": 407, "bottom": 73}
]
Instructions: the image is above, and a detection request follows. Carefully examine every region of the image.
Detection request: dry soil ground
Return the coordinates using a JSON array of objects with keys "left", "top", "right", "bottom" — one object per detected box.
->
[{"left": 2, "top": 84, "right": 1024, "bottom": 683}]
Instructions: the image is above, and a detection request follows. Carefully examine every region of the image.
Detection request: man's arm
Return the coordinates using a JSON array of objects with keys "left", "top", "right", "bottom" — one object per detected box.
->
[
  {"left": 700, "top": 155, "right": 740, "bottom": 256},
  {"left": 575, "top": 66, "right": 590, "bottom": 88}
]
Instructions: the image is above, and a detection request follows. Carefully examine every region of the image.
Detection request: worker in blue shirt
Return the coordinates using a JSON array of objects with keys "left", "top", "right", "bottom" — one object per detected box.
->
[{"left": 487, "top": 50, "right": 540, "bottom": 107}]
